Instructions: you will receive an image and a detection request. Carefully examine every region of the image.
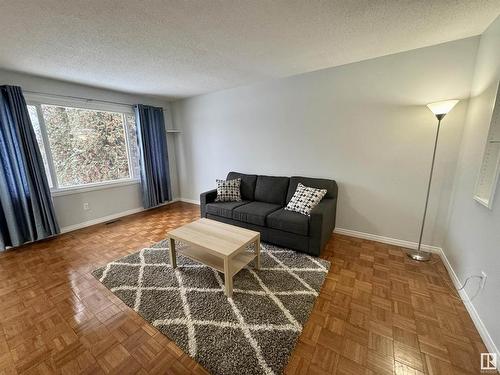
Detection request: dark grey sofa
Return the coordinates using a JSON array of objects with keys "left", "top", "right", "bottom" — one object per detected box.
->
[{"left": 200, "top": 172, "right": 338, "bottom": 256}]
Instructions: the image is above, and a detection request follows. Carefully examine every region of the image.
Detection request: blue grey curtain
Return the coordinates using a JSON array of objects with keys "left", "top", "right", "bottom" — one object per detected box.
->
[
  {"left": 0, "top": 85, "right": 59, "bottom": 250},
  {"left": 135, "top": 104, "right": 172, "bottom": 208}
]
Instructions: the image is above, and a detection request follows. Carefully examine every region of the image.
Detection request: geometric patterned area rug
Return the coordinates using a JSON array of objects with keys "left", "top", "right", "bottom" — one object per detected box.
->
[{"left": 92, "top": 239, "right": 330, "bottom": 375}]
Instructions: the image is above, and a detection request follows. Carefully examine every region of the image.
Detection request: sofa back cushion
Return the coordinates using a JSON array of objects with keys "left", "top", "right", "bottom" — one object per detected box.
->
[
  {"left": 286, "top": 176, "right": 338, "bottom": 203},
  {"left": 254, "top": 175, "right": 290, "bottom": 206},
  {"left": 226, "top": 172, "right": 257, "bottom": 201}
]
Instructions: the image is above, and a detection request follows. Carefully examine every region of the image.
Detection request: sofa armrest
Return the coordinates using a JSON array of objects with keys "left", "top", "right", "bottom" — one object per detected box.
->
[
  {"left": 200, "top": 189, "right": 217, "bottom": 217},
  {"left": 308, "top": 198, "right": 337, "bottom": 256}
]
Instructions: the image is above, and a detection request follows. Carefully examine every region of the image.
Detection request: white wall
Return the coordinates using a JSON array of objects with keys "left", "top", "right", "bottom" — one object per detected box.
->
[
  {"left": 443, "top": 17, "right": 500, "bottom": 354},
  {"left": 172, "top": 38, "right": 479, "bottom": 247},
  {"left": 0, "top": 69, "right": 180, "bottom": 229}
]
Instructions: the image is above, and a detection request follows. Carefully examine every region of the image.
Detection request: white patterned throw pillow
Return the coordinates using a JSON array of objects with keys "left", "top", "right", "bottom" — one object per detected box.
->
[
  {"left": 215, "top": 178, "right": 242, "bottom": 202},
  {"left": 285, "top": 183, "right": 327, "bottom": 216}
]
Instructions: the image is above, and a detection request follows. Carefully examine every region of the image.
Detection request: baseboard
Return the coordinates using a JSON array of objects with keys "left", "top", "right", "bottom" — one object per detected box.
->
[
  {"left": 60, "top": 199, "right": 180, "bottom": 234},
  {"left": 333, "top": 227, "right": 441, "bottom": 253},
  {"left": 438, "top": 247, "right": 500, "bottom": 359},
  {"left": 335, "top": 226, "right": 499, "bottom": 359},
  {"left": 179, "top": 198, "right": 200, "bottom": 205}
]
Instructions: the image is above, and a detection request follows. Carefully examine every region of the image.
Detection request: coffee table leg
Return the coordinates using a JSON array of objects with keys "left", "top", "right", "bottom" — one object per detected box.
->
[
  {"left": 255, "top": 236, "right": 261, "bottom": 271},
  {"left": 169, "top": 237, "right": 177, "bottom": 269},
  {"left": 223, "top": 257, "right": 233, "bottom": 297}
]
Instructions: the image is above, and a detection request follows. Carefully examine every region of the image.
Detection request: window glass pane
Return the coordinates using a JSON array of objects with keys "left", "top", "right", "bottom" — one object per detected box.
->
[
  {"left": 41, "top": 105, "right": 131, "bottom": 187},
  {"left": 125, "top": 114, "right": 140, "bottom": 178},
  {"left": 27, "top": 105, "right": 53, "bottom": 188}
]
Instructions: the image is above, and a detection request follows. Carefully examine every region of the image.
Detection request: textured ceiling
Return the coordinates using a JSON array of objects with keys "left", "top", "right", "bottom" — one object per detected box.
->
[{"left": 0, "top": 1, "right": 499, "bottom": 99}]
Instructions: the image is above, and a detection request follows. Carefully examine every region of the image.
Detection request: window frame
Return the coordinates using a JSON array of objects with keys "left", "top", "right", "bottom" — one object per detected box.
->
[
  {"left": 473, "top": 81, "right": 500, "bottom": 209},
  {"left": 26, "top": 94, "right": 140, "bottom": 195}
]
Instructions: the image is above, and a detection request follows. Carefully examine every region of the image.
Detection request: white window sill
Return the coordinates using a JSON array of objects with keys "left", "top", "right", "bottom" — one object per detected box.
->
[{"left": 51, "top": 179, "right": 140, "bottom": 197}]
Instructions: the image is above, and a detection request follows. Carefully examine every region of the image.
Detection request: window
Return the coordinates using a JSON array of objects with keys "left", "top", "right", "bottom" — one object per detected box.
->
[
  {"left": 27, "top": 100, "right": 140, "bottom": 192},
  {"left": 474, "top": 82, "right": 500, "bottom": 209},
  {"left": 28, "top": 105, "right": 53, "bottom": 188}
]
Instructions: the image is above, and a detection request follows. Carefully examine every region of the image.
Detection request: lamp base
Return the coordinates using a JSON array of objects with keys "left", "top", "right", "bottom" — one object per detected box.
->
[{"left": 406, "top": 249, "right": 431, "bottom": 262}]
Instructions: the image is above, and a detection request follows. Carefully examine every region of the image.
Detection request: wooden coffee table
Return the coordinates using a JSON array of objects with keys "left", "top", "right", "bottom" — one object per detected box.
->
[{"left": 166, "top": 218, "right": 260, "bottom": 297}]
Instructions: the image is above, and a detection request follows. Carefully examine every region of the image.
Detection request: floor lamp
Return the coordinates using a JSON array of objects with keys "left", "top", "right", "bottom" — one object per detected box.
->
[{"left": 406, "top": 99, "right": 459, "bottom": 261}]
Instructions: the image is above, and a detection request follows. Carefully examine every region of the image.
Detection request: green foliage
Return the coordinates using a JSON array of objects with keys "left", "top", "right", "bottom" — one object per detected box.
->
[{"left": 42, "top": 105, "right": 132, "bottom": 187}]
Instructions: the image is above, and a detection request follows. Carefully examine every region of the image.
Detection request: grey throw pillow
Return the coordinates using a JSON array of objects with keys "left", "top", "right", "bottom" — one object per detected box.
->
[
  {"left": 285, "top": 183, "right": 327, "bottom": 216},
  {"left": 215, "top": 178, "right": 242, "bottom": 202}
]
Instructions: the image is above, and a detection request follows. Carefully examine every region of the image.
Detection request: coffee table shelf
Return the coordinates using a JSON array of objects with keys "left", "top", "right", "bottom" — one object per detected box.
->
[
  {"left": 178, "top": 245, "right": 256, "bottom": 277},
  {"left": 230, "top": 252, "right": 257, "bottom": 277}
]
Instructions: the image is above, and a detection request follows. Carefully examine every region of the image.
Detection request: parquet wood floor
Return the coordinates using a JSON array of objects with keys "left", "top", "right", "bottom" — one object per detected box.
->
[{"left": 0, "top": 202, "right": 487, "bottom": 375}]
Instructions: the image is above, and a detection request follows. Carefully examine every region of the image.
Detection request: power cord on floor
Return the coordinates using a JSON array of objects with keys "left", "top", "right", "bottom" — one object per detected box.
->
[
  {"left": 457, "top": 275, "right": 484, "bottom": 302},
  {"left": 429, "top": 256, "right": 485, "bottom": 302}
]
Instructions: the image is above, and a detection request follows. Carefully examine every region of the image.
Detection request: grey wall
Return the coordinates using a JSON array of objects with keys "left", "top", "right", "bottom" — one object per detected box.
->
[
  {"left": 52, "top": 183, "right": 143, "bottom": 229},
  {"left": 171, "top": 37, "right": 479, "bottom": 247},
  {"left": 0, "top": 69, "right": 180, "bottom": 229},
  {"left": 443, "top": 17, "right": 500, "bottom": 352}
]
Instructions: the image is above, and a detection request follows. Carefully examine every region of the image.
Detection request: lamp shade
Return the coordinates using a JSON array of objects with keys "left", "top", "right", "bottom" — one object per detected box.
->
[{"left": 426, "top": 100, "right": 459, "bottom": 117}]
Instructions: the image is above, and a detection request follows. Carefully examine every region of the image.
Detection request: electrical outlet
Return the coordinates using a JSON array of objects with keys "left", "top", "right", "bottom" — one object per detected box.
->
[
  {"left": 480, "top": 271, "right": 487, "bottom": 290},
  {"left": 83, "top": 202, "right": 90, "bottom": 210}
]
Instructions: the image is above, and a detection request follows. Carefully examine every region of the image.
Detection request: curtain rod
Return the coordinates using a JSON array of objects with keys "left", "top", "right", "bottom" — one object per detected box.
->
[{"left": 24, "top": 90, "right": 135, "bottom": 107}]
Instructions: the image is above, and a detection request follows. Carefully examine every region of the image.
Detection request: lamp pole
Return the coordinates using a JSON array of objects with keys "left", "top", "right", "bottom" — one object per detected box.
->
[
  {"left": 407, "top": 114, "right": 443, "bottom": 261},
  {"left": 407, "top": 100, "right": 458, "bottom": 262}
]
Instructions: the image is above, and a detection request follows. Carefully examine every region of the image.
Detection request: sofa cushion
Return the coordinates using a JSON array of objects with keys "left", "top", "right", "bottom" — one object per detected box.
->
[
  {"left": 254, "top": 175, "right": 289, "bottom": 205},
  {"left": 206, "top": 201, "right": 250, "bottom": 219},
  {"left": 266, "top": 208, "right": 309, "bottom": 236},
  {"left": 232, "top": 201, "right": 281, "bottom": 226},
  {"left": 227, "top": 172, "right": 257, "bottom": 201},
  {"left": 286, "top": 176, "right": 337, "bottom": 203}
]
